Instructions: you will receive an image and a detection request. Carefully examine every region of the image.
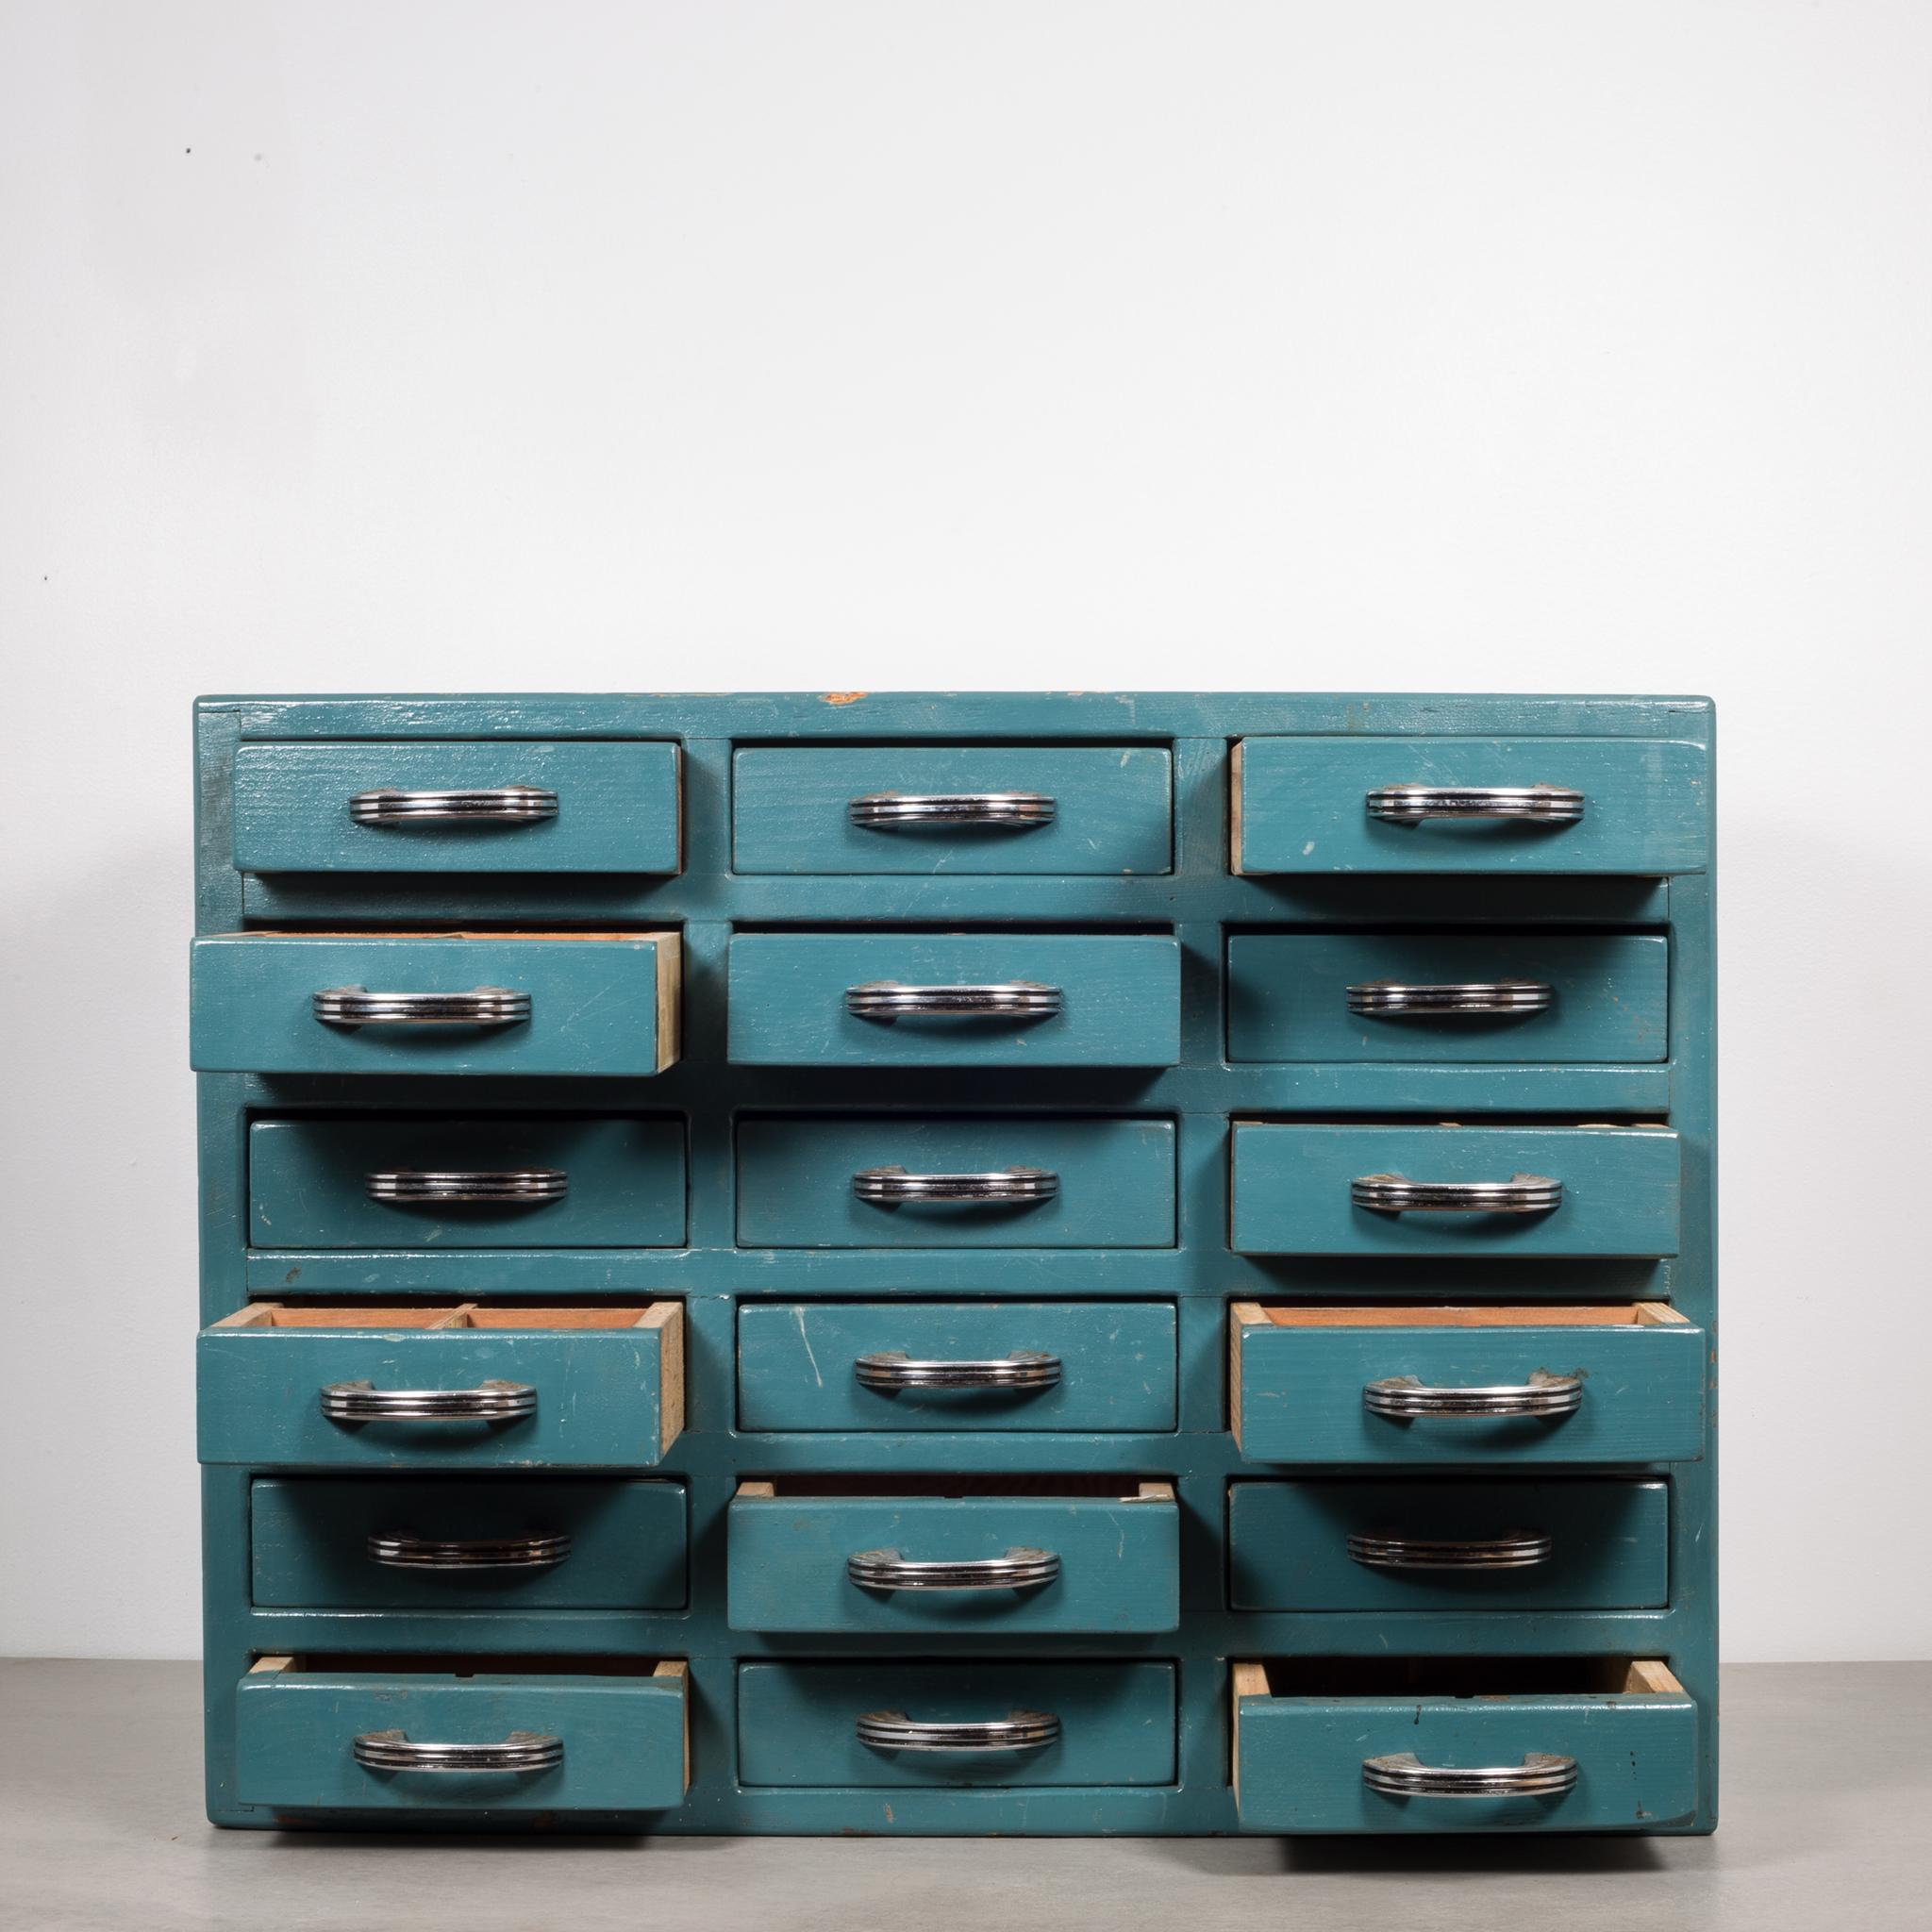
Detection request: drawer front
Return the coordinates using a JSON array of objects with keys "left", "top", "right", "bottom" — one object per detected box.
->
[
  {"left": 235, "top": 1661, "right": 687, "bottom": 1812},
  {"left": 1230, "top": 1124, "right": 1680, "bottom": 1257},
  {"left": 1233, "top": 735, "right": 1707, "bottom": 874},
  {"left": 738, "top": 1661, "right": 1176, "bottom": 1788},
  {"left": 727, "top": 1487, "right": 1179, "bottom": 1633},
  {"left": 1227, "top": 1479, "right": 1669, "bottom": 1610},
  {"left": 231, "top": 740, "right": 681, "bottom": 874},
  {"left": 250, "top": 1478, "right": 688, "bottom": 1610},
  {"left": 1227, "top": 933, "right": 1668, "bottom": 1064},
  {"left": 738, "top": 1116, "right": 1176, "bottom": 1248},
  {"left": 733, "top": 746, "right": 1173, "bottom": 874},
  {"left": 249, "top": 1116, "right": 687, "bottom": 1250},
  {"left": 737, "top": 1302, "right": 1178, "bottom": 1432},
  {"left": 191, "top": 933, "right": 679, "bottom": 1077},
  {"left": 728, "top": 934, "right": 1181, "bottom": 1067}
]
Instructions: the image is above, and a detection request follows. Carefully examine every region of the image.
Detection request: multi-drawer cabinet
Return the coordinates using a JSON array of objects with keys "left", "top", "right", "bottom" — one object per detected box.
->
[{"left": 192, "top": 691, "right": 1716, "bottom": 1837}]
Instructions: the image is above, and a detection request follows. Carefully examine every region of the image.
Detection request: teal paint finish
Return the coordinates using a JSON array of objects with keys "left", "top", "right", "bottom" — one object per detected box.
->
[
  {"left": 737, "top": 1302, "right": 1178, "bottom": 1432},
  {"left": 738, "top": 1116, "right": 1177, "bottom": 1248},
  {"left": 1227, "top": 1479, "right": 1669, "bottom": 1610},
  {"left": 726, "top": 1486, "right": 1179, "bottom": 1633},
  {"left": 1235, "top": 736, "right": 1707, "bottom": 874},
  {"left": 727, "top": 934, "right": 1182, "bottom": 1067},
  {"left": 1231, "top": 1124, "right": 1681, "bottom": 1257},
  {"left": 732, "top": 745, "right": 1173, "bottom": 874},
  {"left": 232, "top": 741, "right": 681, "bottom": 874},
  {"left": 738, "top": 1661, "right": 1177, "bottom": 1787},
  {"left": 250, "top": 1478, "right": 688, "bottom": 1610},
  {"left": 191, "top": 933, "right": 675, "bottom": 1077},
  {"left": 1227, "top": 933, "right": 1669, "bottom": 1064},
  {"left": 234, "top": 1663, "right": 687, "bottom": 1813}
]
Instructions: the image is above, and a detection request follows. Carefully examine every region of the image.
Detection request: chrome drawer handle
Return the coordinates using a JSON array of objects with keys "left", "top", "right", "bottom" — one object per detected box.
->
[
  {"left": 853, "top": 1166, "right": 1058, "bottom": 1206},
  {"left": 365, "top": 1169, "right": 569, "bottom": 1205},
  {"left": 1366, "top": 785, "right": 1585, "bottom": 825},
  {"left": 1352, "top": 1173, "right": 1562, "bottom": 1214},
  {"left": 353, "top": 1729, "right": 562, "bottom": 1774},
  {"left": 1363, "top": 1751, "right": 1577, "bottom": 1798},
  {"left": 367, "top": 1531, "right": 573, "bottom": 1571},
  {"left": 349, "top": 786, "right": 558, "bottom": 826},
  {"left": 1364, "top": 1372, "right": 1584, "bottom": 1420},
  {"left": 856, "top": 1350, "right": 1062, "bottom": 1391},
  {"left": 847, "top": 1547, "right": 1060, "bottom": 1592},
  {"left": 1347, "top": 980, "right": 1554, "bottom": 1017},
  {"left": 1347, "top": 1530, "right": 1553, "bottom": 1571},
  {"left": 313, "top": 986, "right": 531, "bottom": 1028},
  {"left": 845, "top": 981, "right": 1061, "bottom": 1023},
  {"left": 856, "top": 1709, "right": 1061, "bottom": 1754},
  {"left": 849, "top": 791, "right": 1055, "bottom": 829},
  {"left": 321, "top": 1379, "right": 537, "bottom": 1423}
]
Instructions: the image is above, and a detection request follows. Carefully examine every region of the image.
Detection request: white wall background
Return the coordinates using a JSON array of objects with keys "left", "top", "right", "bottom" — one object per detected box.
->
[{"left": 2, "top": 0, "right": 1927, "bottom": 1660}]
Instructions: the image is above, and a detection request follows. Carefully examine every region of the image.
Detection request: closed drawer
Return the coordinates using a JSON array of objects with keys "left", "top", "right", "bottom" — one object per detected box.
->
[
  {"left": 732, "top": 745, "right": 1173, "bottom": 874},
  {"left": 1233, "top": 1657, "right": 1696, "bottom": 1832},
  {"left": 249, "top": 1116, "right": 687, "bottom": 1250},
  {"left": 236, "top": 1656, "right": 688, "bottom": 1813},
  {"left": 1230, "top": 1123, "right": 1680, "bottom": 1257},
  {"left": 726, "top": 1478, "right": 1178, "bottom": 1634},
  {"left": 191, "top": 932, "right": 681, "bottom": 1077},
  {"left": 1227, "top": 1478, "right": 1669, "bottom": 1611},
  {"left": 737, "top": 1116, "right": 1176, "bottom": 1248},
  {"left": 737, "top": 1302, "right": 1178, "bottom": 1433},
  {"left": 1231, "top": 736, "right": 1707, "bottom": 874},
  {"left": 727, "top": 934, "right": 1181, "bottom": 1067},
  {"left": 1226, "top": 933, "right": 1669, "bottom": 1063},
  {"left": 231, "top": 740, "right": 681, "bottom": 874},
  {"left": 198, "top": 1302, "right": 683, "bottom": 1469},
  {"left": 1230, "top": 1302, "right": 1705, "bottom": 1466},
  {"left": 249, "top": 1478, "right": 688, "bottom": 1610},
  {"left": 738, "top": 1661, "right": 1176, "bottom": 1788}
]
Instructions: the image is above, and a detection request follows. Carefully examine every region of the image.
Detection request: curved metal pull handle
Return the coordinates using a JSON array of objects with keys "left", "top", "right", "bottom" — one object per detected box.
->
[
  {"left": 849, "top": 792, "right": 1056, "bottom": 829},
  {"left": 1366, "top": 785, "right": 1585, "bottom": 825},
  {"left": 367, "top": 1531, "right": 573, "bottom": 1571},
  {"left": 321, "top": 1379, "right": 538, "bottom": 1423},
  {"left": 856, "top": 1350, "right": 1062, "bottom": 1391},
  {"left": 845, "top": 981, "right": 1061, "bottom": 1023},
  {"left": 1347, "top": 1530, "right": 1553, "bottom": 1571},
  {"left": 846, "top": 1546, "right": 1060, "bottom": 1592},
  {"left": 312, "top": 986, "right": 531, "bottom": 1028},
  {"left": 1363, "top": 1751, "right": 1577, "bottom": 1798},
  {"left": 1347, "top": 980, "right": 1554, "bottom": 1017},
  {"left": 856, "top": 1709, "right": 1061, "bottom": 1754},
  {"left": 1364, "top": 1372, "right": 1584, "bottom": 1420},
  {"left": 349, "top": 786, "right": 558, "bottom": 826},
  {"left": 365, "top": 1168, "right": 569, "bottom": 1206},
  {"left": 853, "top": 1166, "right": 1059, "bottom": 1206},
  {"left": 353, "top": 1729, "right": 563, "bottom": 1774},
  {"left": 1352, "top": 1173, "right": 1562, "bottom": 1214}
]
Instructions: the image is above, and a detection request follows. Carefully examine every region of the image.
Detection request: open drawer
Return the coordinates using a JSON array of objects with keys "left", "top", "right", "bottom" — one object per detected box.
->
[
  {"left": 1232, "top": 1657, "right": 1697, "bottom": 1832},
  {"left": 1229, "top": 1303, "right": 1705, "bottom": 1465},
  {"left": 198, "top": 1303, "right": 684, "bottom": 1469},
  {"left": 235, "top": 1656, "right": 689, "bottom": 1814}
]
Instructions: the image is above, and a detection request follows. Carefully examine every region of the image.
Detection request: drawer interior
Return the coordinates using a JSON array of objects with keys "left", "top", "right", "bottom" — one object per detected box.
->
[
  {"left": 214, "top": 1301, "right": 675, "bottom": 1331},
  {"left": 1235, "top": 1656, "right": 1687, "bottom": 1698},
  {"left": 1236, "top": 1301, "right": 1689, "bottom": 1331},
  {"left": 736, "top": 1476, "right": 1173, "bottom": 1501}
]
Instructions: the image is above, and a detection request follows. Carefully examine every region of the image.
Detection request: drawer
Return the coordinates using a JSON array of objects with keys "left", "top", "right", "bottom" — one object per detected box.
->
[
  {"left": 732, "top": 745, "right": 1173, "bottom": 874},
  {"left": 235, "top": 1656, "right": 688, "bottom": 1812},
  {"left": 738, "top": 1661, "right": 1176, "bottom": 1788},
  {"left": 248, "top": 1115, "right": 687, "bottom": 1250},
  {"left": 191, "top": 932, "right": 681, "bottom": 1077},
  {"left": 231, "top": 740, "right": 681, "bottom": 875},
  {"left": 726, "top": 1478, "right": 1179, "bottom": 1633},
  {"left": 1230, "top": 1302, "right": 1705, "bottom": 1465},
  {"left": 737, "top": 1302, "right": 1178, "bottom": 1433},
  {"left": 1230, "top": 1123, "right": 1680, "bottom": 1257},
  {"left": 1226, "top": 933, "right": 1668, "bottom": 1063},
  {"left": 1232, "top": 1657, "right": 1696, "bottom": 1832},
  {"left": 1231, "top": 736, "right": 1707, "bottom": 874},
  {"left": 737, "top": 1116, "right": 1176, "bottom": 1248},
  {"left": 198, "top": 1302, "right": 683, "bottom": 1469},
  {"left": 250, "top": 1478, "right": 688, "bottom": 1610},
  {"left": 1227, "top": 1478, "right": 1669, "bottom": 1610},
  {"left": 727, "top": 933, "right": 1181, "bottom": 1067}
]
